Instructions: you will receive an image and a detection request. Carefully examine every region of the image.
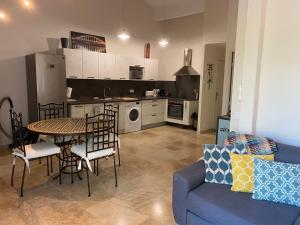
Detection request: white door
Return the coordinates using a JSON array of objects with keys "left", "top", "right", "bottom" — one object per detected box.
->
[
  {"left": 99, "top": 53, "right": 116, "bottom": 80},
  {"left": 63, "top": 49, "right": 83, "bottom": 79},
  {"left": 214, "top": 60, "right": 225, "bottom": 126},
  {"left": 82, "top": 51, "right": 99, "bottom": 79},
  {"left": 144, "top": 59, "right": 158, "bottom": 80}
]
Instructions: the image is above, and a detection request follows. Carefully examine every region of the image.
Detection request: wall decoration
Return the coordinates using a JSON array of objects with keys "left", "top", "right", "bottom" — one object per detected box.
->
[
  {"left": 145, "top": 42, "right": 150, "bottom": 58},
  {"left": 207, "top": 64, "right": 214, "bottom": 89},
  {"left": 70, "top": 31, "right": 106, "bottom": 52}
]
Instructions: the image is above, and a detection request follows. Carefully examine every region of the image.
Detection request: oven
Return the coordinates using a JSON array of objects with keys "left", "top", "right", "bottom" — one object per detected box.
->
[{"left": 167, "top": 100, "right": 184, "bottom": 120}]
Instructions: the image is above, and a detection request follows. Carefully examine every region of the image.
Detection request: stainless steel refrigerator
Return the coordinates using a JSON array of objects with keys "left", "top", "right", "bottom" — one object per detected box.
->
[{"left": 26, "top": 53, "right": 66, "bottom": 122}]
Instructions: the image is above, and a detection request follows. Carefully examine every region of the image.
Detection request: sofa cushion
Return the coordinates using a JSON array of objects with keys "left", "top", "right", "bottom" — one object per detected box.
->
[
  {"left": 204, "top": 144, "right": 247, "bottom": 185},
  {"left": 275, "top": 143, "right": 300, "bottom": 164},
  {"left": 230, "top": 153, "right": 274, "bottom": 193},
  {"left": 253, "top": 158, "right": 300, "bottom": 207},
  {"left": 225, "top": 131, "right": 278, "bottom": 154},
  {"left": 187, "top": 183, "right": 300, "bottom": 225}
]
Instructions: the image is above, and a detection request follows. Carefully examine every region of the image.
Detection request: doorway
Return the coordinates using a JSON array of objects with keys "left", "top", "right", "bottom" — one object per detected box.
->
[{"left": 199, "top": 43, "right": 226, "bottom": 133}]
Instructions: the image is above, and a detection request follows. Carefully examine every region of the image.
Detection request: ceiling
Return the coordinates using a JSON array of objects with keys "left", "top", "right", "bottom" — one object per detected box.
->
[{"left": 144, "top": 0, "right": 205, "bottom": 21}]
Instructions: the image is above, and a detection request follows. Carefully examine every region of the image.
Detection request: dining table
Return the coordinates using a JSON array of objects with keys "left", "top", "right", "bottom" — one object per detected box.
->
[{"left": 27, "top": 118, "right": 89, "bottom": 183}]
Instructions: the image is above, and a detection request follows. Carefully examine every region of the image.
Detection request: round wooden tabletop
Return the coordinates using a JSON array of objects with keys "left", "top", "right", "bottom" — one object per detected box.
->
[{"left": 27, "top": 118, "right": 88, "bottom": 135}]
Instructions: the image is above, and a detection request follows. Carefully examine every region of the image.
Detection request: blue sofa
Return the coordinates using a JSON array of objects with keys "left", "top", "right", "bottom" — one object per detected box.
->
[{"left": 172, "top": 143, "right": 300, "bottom": 225}]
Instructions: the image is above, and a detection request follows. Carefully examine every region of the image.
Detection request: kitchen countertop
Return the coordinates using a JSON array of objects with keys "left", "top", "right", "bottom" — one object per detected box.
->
[{"left": 67, "top": 96, "right": 198, "bottom": 105}]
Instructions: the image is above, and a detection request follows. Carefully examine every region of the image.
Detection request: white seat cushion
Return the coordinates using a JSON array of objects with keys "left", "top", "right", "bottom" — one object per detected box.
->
[
  {"left": 71, "top": 143, "right": 115, "bottom": 161},
  {"left": 16, "top": 142, "right": 61, "bottom": 160}
]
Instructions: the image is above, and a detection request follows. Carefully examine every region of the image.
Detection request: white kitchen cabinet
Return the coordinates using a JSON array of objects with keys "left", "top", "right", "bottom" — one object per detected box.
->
[
  {"left": 58, "top": 48, "right": 83, "bottom": 79},
  {"left": 115, "top": 55, "right": 144, "bottom": 80},
  {"left": 118, "top": 102, "right": 126, "bottom": 132},
  {"left": 94, "top": 104, "right": 104, "bottom": 114},
  {"left": 70, "top": 104, "right": 85, "bottom": 118},
  {"left": 99, "top": 53, "right": 116, "bottom": 80},
  {"left": 84, "top": 104, "right": 94, "bottom": 116},
  {"left": 144, "top": 59, "right": 159, "bottom": 81},
  {"left": 82, "top": 51, "right": 99, "bottom": 79},
  {"left": 142, "top": 99, "right": 167, "bottom": 126}
]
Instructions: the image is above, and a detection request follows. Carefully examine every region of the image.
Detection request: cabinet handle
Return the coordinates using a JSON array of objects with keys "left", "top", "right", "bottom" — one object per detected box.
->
[
  {"left": 69, "top": 76, "right": 78, "bottom": 79},
  {"left": 120, "top": 77, "right": 126, "bottom": 80},
  {"left": 74, "top": 105, "right": 84, "bottom": 108},
  {"left": 87, "top": 76, "right": 95, "bottom": 79},
  {"left": 152, "top": 104, "right": 158, "bottom": 107},
  {"left": 152, "top": 115, "right": 156, "bottom": 117}
]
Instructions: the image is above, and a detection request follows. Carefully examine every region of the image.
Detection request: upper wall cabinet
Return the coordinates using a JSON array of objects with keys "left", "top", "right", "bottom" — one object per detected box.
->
[
  {"left": 115, "top": 55, "right": 145, "bottom": 80},
  {"left": 58, "top": 48, "right": 83, "bottom": 79},
  {"left": 144, "top": 59, "right": 159, "bottom": 81},
  {"left": 82, "top": 51, "right": 99, "bottom": 79},
  {"left": 99, "top": 53, "right": 116, "bottom": 80}
]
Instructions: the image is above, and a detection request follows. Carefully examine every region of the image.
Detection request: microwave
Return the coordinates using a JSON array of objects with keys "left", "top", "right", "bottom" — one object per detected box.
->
[{"left": 129, "top": 66, "right": 144, "bottom": 80}]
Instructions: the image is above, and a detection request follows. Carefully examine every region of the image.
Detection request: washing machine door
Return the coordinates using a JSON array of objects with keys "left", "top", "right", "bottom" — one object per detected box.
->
[{"left": 128, "top": 107, "right": 140, "bottom": 123}]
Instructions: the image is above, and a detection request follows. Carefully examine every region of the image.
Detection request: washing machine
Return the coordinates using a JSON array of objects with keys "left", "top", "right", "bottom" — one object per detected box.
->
[{"left": 125, "top": 101, "right": 142, "bottom": 133}]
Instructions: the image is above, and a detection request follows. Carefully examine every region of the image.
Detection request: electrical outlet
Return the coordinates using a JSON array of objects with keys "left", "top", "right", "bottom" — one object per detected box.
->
[{"left": 130, "top": 89, "right": 134, "bottom": 93}]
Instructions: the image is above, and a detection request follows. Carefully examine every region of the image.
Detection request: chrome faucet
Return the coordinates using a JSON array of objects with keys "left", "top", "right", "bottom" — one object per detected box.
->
[{"left": 104, "top": 87, "right": 111, "bottom": 99}]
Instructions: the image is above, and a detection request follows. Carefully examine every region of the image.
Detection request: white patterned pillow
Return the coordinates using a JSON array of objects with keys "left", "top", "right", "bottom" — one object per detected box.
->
[
  {"left": 253, "top": 159, "right": 300, "bottom": 207},
  {"left": 204, "top": 144, "right": 247, "bottom": 185}
]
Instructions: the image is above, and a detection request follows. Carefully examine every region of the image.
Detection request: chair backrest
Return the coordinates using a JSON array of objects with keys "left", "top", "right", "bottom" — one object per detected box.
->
[
  {"left": 85, "top": 112, "right": 116, "bottom": 157},
  {"left": 38, "top": 102, "right": 65, "bottom": 120},
  {"left": 104, "top": 103, "right": 119, "bottom": 136},
  {"left": 10, "top": 109, "right": 26, "bottom": 156}
]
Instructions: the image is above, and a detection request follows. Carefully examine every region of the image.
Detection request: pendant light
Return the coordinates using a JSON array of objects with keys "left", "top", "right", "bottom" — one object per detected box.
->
[
  {"left": 118, "top": 0, "right": 130, "bottom": 41},
  {"left": 158, "top": 2, "right": 169, "bottom": 48}
]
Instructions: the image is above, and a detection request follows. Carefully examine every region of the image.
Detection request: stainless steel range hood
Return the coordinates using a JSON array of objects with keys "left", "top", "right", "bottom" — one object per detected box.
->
[{"left": 174, "top": 49, "right": 200, "bottom": 76}]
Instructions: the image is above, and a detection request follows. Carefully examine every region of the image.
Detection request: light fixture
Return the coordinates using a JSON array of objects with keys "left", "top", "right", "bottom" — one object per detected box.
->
[
  {"left": 0, "top": 12, "right": 5, "bottom": 20},
  {"left": 0, "top": 11, "right": 7, "bottom": 22},
  {"left": 117, "top": 0, "right": 131, "bottom": 42},
  {"left": 159, "top": 39, "right": 169, "bottom": 48},
  {"left": 118, "top": 30, "right": 130, "bottom": 41},
  {"left": 158, "top": 2, "right": 169, "bottom": 48},
  {"left": 24, "top": 0, "right": 30, "bottom": 7}
]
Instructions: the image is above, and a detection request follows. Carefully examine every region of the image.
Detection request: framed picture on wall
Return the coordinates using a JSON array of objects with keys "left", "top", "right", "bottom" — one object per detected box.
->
[{"left": 70, "top": 31, "right": 106, "bottom": 53}]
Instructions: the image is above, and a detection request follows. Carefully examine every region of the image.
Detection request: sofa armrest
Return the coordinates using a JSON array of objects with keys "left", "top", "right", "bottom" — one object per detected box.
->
[
  {"left": 172, "top": 160, "right": 206, "bottom": 225},
  {"left": 294, "top": 216, "right": 300, "bottom": 225}
]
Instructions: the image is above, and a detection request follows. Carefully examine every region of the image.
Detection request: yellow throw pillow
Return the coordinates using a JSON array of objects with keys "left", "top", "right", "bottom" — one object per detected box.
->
[{"left": 230, "top": 153, "right": 274, "bottom": 193}]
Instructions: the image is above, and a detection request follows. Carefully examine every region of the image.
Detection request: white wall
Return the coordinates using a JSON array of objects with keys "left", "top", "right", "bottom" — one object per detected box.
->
[
  {"left": 231, "top": 0, "right": 300, "bottom": 146},
  {"left": 158, "top": 14, "right": 204, "bottom": 81},
  {"left": 255, "top": 0, "right": 300, "bottom": 146},
  {"left": 0, "top": 0, "right": 160, "bottom": 146}
]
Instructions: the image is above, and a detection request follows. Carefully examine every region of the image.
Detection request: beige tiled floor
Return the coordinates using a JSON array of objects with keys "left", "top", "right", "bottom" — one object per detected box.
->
[{"left": 0, "top": 126, "right": 215, "bottom": 225}]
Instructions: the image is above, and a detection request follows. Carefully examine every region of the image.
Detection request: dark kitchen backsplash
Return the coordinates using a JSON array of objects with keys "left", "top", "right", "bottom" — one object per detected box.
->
[{"left": 67, "top": 76, "right": 200, "bottom": 99}]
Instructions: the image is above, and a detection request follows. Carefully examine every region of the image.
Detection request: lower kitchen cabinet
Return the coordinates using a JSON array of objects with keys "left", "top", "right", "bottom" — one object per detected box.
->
[
  {"left": 118, "top": 103, "right": 126, "bottom": 133},
  {"left": 70, "top": 104, "right": 85, "bottom": 118},
  {"left": 142, "top": 99, "right": 167, "bottom": 127}
]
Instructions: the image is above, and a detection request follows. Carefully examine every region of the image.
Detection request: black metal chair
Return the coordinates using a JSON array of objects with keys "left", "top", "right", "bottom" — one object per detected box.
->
[
  {"left": 38, "top": 102, "right": 65, "bottom": 120},
  {"left": 71, "top": 113, "right": 118, "bottom": 197},
  {"left": 38, "top": 102, "right": 69, "bottom": 174},
  {"left": 104, "top": 103, "right": 121, "bottom": 166},
  {"left": 10, "top": 110, "right": 61, "bottom": 197}
]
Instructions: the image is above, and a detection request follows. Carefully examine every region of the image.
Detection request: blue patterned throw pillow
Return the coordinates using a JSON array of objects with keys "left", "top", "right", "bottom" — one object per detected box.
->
[
  {"left": 253, "top": 159, "right": 300, "bottom": 207},
  {"left": 204, "top": 144, "right": 247, "bottom": 185}
]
